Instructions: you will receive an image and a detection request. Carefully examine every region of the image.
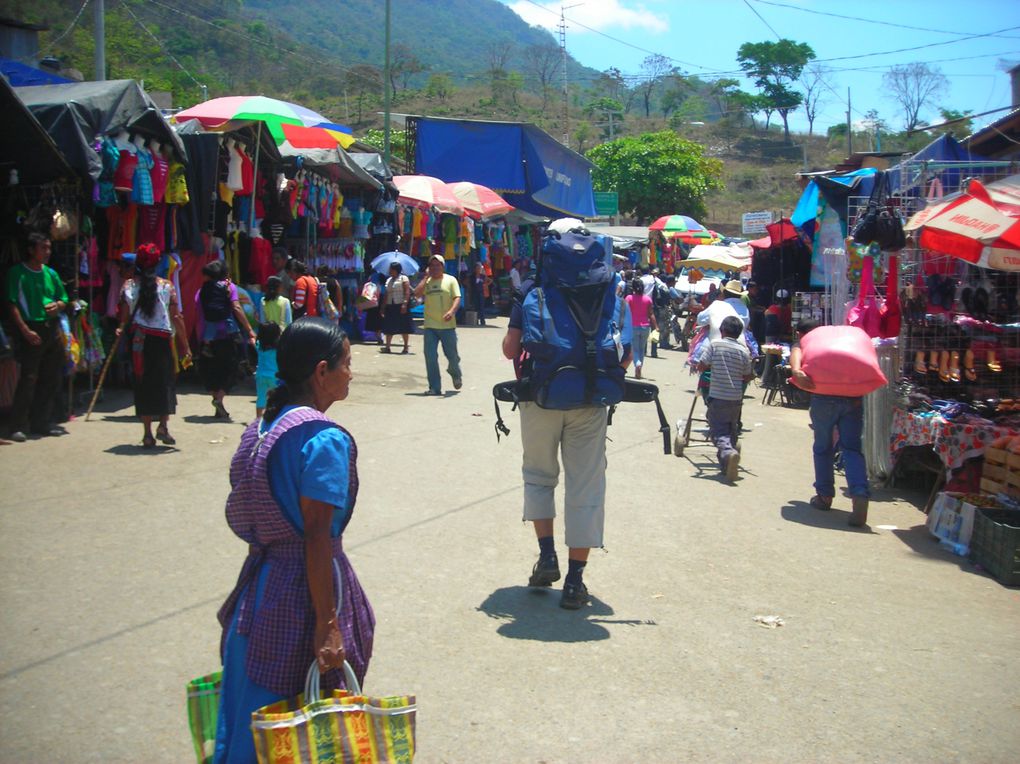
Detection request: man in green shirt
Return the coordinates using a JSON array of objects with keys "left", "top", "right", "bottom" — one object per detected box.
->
[
  {"left": 413, "top": 254, "right": 462, "bottom": 395},
  {"left": 6, "top": 233, "right": 68, "bottom": 441}
]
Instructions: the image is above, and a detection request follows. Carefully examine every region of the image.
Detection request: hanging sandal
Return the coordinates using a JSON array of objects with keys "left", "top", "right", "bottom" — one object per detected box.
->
[
  {"left": 913, "top": 351, "right": 927, "bottom": 376},
  {"left": 987, "top": 349, "right": 1002, "bottom": 373},
  {"left": 948, "top": 351, "right": 961, "bottom": 383},
  {"left": 963, "top": 349, "right": 977, "bottom": 382},
  {"left": 156, "top": 426, "right": 176, "bottom": 445},
  {"left": 809, "top": 495, "right": 833, "bottom": 511},
  {"left": 938, "top": 350, "right": 951, "bottom": 383},
  {"left": 928, "top": 350, "right": 940, "bottom": 374}
]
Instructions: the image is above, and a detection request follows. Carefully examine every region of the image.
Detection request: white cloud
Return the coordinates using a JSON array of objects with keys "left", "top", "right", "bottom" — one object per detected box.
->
[{"left": 508, "top": 0, "right": 668, "bottom": 35}]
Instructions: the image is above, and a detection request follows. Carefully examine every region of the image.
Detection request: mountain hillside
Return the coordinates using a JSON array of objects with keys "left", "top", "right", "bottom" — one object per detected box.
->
[{"left": 244, "top": 0, "right": 596, "bottom": 87}]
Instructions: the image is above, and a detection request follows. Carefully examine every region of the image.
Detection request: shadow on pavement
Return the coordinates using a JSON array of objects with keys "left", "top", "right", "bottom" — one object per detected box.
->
[
  {"left": 890, "top": 524, "right": 1003, "bottom": 584},
  {"left": 104, "top": 443, "right": 179, "bottom": 456},
  {"left": 96, "top": 414, "right": 141, "bottom": 423},
  {"left": 780, "top": 500, "right": 874, "bottom": 533},
  {"left": 182, "top": 414, "right": 226, "bottom": 424},
  {"left": 478, "top": 586, "right": 656, "bottom": 643}
]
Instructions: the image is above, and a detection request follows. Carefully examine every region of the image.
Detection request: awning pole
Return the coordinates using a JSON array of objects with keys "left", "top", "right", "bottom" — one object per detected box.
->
[{"left": 249, "top": 122, "right": 262, "bottom": 232}]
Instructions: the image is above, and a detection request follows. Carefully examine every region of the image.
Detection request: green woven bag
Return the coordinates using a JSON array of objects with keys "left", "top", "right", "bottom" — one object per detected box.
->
[{"left": 186, "top": 671, "right": 222, "bottom": 763}]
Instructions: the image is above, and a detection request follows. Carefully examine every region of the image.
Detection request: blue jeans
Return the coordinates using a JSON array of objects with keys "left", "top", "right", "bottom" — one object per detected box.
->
[
  {"left": 809, "top": 394, "right": 869, "bottom": 499},
  {"left": 423, "top": 327, "right": 461, "bottom": 393},
  {"left": 631, "top": 326, "right": 650, "bottom": 368}
]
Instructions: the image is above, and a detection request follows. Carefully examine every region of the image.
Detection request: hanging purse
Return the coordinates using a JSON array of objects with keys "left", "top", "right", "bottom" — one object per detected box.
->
[
  {"left": 851, "top": 172, "right": 905, "bottom": 252},
  {"left": 50, "top": 207, "right": 77, "bottom": 241},
  {"left": 879, "top": 254, "right": 901, "bottom": 339},
  {"left": 846, "top": 255, "right": 884, "bottom": 339}
]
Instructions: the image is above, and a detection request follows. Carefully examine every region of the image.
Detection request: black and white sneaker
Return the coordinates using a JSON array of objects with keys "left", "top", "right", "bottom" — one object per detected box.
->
[
  {"left": 560, "top": 581, "right": 589, "bottom": 610},
  {"left": 528, "top": 554, "right": 560, "bottom": 587}
]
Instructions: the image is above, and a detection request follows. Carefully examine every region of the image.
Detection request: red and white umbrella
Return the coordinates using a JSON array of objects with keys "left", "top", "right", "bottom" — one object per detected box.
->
[
  {"left": 450, "top": 181, "right": 513, "bottom": 219},
  {"left": 392, "top": 175, "right": 464, "bottom": 215},
  {"left": 914, "top": 177, "right": 1020, "bottom": 271}
]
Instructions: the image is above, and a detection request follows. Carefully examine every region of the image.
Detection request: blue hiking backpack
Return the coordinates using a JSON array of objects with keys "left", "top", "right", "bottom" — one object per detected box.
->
[{"left": 519, "top": 231, "right": 631, "bottom": 409}]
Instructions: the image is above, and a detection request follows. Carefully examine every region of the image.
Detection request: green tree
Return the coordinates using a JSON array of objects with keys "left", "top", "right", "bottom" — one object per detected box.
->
[
  {"left": 425, "top": 73, "right": 455, "bottom": 102},
  {"left": 583, "top": 97, "right": 625, "bottom": 140},
  {"left": 668, "top": 95, "right": 709, "bottom": 130},
  {"left": 390, "top": 43, "right": 428, "bottom": 93},
  {"left": 573, "top": 121, "right": 595, "bottom": 154},
  {"left": 737, "top": 39, "right": 815, "bottom": 143},
  {"left": 586, "top": 131, "right": 723, "bottom": 222},
  {"left": 937, "top": 108, "right": 974, "bottom": 139}
]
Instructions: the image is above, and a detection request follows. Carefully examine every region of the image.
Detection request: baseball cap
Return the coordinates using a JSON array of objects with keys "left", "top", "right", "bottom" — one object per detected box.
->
[
  {"left": 120, "top": 252, "right": 137, "bottom": 267},
  {"left": 428, "top": 254, "right": 445, "bottom": 265}
]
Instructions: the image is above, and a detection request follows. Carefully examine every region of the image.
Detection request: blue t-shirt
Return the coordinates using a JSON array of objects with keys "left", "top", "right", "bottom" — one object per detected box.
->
[
  {"left": 255, "top": 344, "right": 278, "bottom": 380},
  {"left": 262, "top": 406, "right": 352, "bottom": 537}
]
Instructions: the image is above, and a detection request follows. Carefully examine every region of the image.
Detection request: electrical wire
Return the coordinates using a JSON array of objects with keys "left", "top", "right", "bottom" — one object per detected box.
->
[
  {"left": 42, "top": 0, "right": 92, "bottom": 50},
  {"left": 749, "top": 0, "right": 1020, "bottom": 40},
  {"left": 118, "top": 1, "right": 205, "bottom": 89}
]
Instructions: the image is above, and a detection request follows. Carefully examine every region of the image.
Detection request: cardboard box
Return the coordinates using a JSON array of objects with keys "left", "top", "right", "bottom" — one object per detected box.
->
[
  {"left": 926, "top": 493, "right": 993, "bottom": 549},
  {"left": 984, "top": 464, "right": 1008, "bottom": 482},
  {"left": 981, "top": 478, "right": 1006, "bottom": 494}
]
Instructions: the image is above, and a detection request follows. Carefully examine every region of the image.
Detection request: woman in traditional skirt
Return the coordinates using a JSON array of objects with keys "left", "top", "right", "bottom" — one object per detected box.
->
[
  {"left": 197, "top": 260, "right": 255, "bottom": 420},
  {"left": 380, "top": 262, "right": 412, "bottom": 353},
  {"left": 118, "top": 244, "right": 191, "bottom": 448},
  {"left": 213, "top": 318, "right": 374, "bottom": 763}
]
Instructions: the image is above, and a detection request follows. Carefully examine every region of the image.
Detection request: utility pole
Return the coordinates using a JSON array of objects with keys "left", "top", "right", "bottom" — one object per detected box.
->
[
  {"left": 558, "top": 3, "right": 583, "bottom": 145},
  {"left": 93, "top": 0, "right": 106, "bottom": 81},
  {"left": 846, "top": 87, "right": 852, "bottom": 157},
  {"left": 383, "top": 0, "right": 392, "bottom": 164}
]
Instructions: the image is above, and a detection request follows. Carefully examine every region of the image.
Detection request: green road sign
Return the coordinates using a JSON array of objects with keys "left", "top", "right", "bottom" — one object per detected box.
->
[{"left": 594, "top": 191, "right": 619, "bottom": 216}]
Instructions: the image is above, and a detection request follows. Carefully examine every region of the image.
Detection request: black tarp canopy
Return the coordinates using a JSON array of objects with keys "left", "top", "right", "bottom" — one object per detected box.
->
[
  {"left": 15, "top": 79, "right": 186, "bottom": 182},
  {"left": 0, "top": 76, "right": 75, "bottom": 186}
]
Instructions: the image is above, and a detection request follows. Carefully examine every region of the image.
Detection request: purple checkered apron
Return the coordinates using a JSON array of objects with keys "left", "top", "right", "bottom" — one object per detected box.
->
[{"left": 217, "top": 406, "right": 375, "bottom": 697}]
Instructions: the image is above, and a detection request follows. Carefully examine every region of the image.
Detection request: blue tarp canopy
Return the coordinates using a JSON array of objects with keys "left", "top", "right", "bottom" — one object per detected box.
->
[
  {"left": 1, "top": 58, "right": 72, "bottom": 87},
  {"left": 413, "top": 117, "right": 596, "bottom": 218},
  {"left": 886, "top": 134, "right": 998, "bottom": 196}
]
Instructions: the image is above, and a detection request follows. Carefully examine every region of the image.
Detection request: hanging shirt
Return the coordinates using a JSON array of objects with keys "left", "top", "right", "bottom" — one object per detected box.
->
[
  {"left": 131, "top": 148, "right": 155, "bottom": 205},
  {"left": 227, "top": 145, "right": 244, "bottom": 191},
  {"left": 150, "top": 155, "right": 169, "bottom": 203}
]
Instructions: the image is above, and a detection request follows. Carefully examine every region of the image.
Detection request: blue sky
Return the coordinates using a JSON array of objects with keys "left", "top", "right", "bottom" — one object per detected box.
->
[{"left": 502, "top": 0, "right": 1020, "bottom": 135}]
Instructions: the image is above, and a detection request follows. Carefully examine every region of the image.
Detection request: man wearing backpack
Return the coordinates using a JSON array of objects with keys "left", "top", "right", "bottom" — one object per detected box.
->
[
  {"left": 501, "top": 225, "right": 632, "bottom": 610},
  {"left": 414, "top": 254, "right": 462, "bottom": 395}
]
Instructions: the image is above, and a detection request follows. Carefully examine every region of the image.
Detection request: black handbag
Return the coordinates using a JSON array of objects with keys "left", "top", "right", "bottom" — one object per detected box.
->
[{"left": 851, "top": 172, "right": 905, "bottom": 251}]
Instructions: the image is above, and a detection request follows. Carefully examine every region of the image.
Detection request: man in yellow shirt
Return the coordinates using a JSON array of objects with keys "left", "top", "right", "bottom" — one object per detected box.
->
[{"left": 413, "top": 255, "right": 462, "bottom": 395}]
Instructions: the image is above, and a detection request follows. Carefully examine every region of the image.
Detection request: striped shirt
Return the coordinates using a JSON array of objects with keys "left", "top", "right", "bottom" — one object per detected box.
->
[{"left": 702, "top": 338, "right": 753, "bottom": 401}]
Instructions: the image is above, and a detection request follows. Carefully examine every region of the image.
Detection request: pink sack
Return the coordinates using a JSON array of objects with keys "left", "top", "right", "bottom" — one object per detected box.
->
[{"left": 793, "top": 325, "right": 887, "bottom": 397}]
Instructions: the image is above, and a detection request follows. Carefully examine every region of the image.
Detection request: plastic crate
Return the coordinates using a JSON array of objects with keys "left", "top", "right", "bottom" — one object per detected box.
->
[{"left": 970, "top": 508, "right": 1020, "bottom": 586}]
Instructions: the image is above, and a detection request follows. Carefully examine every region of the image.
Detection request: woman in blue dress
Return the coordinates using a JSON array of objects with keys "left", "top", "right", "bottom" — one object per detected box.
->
[{"left": 214, "top": 317, "right": 374, "bottom": 763}]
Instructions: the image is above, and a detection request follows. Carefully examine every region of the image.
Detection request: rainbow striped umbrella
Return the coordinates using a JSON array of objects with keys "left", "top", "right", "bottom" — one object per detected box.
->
[
  {"left": 175, "top": 96, "right": 353, "bottom": 144},
  {"left": 648, "top": 214, "right": 708, "bottom": 233}
]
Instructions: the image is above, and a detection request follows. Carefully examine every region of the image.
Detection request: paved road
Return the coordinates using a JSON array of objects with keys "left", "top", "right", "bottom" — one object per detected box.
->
[{"left": 1, "top": 318, "right": 1018, "bottom": 763}]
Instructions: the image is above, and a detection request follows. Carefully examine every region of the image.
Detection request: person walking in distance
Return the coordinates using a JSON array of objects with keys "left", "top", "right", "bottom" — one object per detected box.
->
[
  {"left": 625, "top": 277, "right": 656, "bottom": 379},
  {"left": 698, "top": 315, "right": 753, "bottom": 482},
  {"left": 5, "top": 233, "right": 68, "bottom": 442},
  {"left": 413, "top": 255, "right": 462, "bottom": 395}
]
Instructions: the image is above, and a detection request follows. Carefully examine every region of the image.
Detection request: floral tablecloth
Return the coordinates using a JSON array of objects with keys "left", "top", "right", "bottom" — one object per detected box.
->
[{"left": 891, "top": 407, "right": 1019, "bottom": 473}]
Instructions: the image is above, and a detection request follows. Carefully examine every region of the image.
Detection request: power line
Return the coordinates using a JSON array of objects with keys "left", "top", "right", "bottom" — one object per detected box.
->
[
  {"left": 118, "top": 1, "right": 204, "bottom": 90},
  {"left": 749, "top": 0, "right": 1020, "bottom": 40},
  {"left": 43, "top": 0, "right": 92, "bottom": 50},
  {"left": 515, "top": 0, "right": 723, "bottom": 72},
  {"left": 812, "top": 24, "right": 1020, "bottom": 64}
]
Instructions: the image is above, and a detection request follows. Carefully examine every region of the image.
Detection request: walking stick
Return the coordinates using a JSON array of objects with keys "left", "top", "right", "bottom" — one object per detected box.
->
[{"left": 84, "top": 330, "right": 124, "bottom": 421}]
